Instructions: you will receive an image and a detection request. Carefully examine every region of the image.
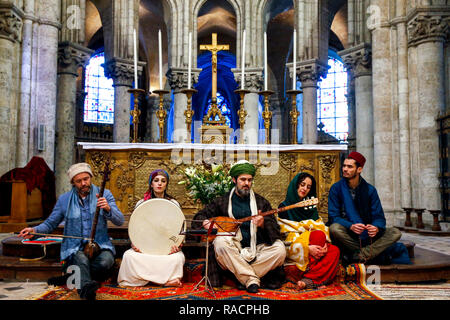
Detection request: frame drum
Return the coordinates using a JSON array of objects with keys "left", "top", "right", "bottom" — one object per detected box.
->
[{"left": 128, "top": 198, "right": 185, "bottom": 255}]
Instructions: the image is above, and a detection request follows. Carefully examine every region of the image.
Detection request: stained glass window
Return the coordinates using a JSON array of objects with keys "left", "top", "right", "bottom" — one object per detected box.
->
[
  {"left": 317, "top": 56, "right": 348, "bottom": 142},
  {"left": 84, "top": 52, "right": 115, "bottom": 124},
  {"left": 204, "top": 92, "right": 232, "bottom": 127}
]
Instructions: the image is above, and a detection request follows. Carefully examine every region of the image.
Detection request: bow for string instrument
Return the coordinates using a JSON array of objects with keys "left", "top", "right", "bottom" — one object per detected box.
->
[
  {"left": 83, "top": 157, "right": 111, "bottom": 259},
  {"left": 202, "top": 197, "right": 319, "bottom": 242}
]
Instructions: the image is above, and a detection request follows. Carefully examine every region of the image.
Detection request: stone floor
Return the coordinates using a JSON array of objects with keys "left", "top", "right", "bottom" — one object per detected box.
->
[{"left": 0, "top": 232, "right": 449, "bottom": 300}]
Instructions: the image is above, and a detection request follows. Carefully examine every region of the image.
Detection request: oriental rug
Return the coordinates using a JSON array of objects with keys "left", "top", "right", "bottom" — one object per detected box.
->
[{"left": 34, "top": 262, "right": 382, "bottom": 300}]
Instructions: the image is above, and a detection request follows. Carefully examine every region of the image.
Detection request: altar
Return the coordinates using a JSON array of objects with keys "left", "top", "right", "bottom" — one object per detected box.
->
[{"left": 78, "top": 143, "right": 347, "bottom": 220}]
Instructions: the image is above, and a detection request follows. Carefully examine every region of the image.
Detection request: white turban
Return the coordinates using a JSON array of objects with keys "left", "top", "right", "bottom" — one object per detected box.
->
[{"left": 67, "top": 163, "right": 93, "bottom": 182}]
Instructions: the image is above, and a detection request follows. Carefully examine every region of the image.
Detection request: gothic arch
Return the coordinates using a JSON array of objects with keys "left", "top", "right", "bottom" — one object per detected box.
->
[{"left": 192, "top": 0, "right": 242, "bottom": 68}]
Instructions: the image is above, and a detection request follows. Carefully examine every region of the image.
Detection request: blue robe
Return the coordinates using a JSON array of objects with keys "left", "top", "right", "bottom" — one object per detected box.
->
[{"left": 327, "top": 178, "right": 386, "bottom": 241}]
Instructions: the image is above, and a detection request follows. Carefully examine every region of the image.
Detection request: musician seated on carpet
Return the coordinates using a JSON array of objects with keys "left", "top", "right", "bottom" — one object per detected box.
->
[
  {"left": 277, "top": 172, "right": 340, "bottom": 290},
  {"left": 192, "top": 160, "right": 286, "bottom": 294},
  {"left": 117, "top": 169, "right": 185, "bottom": 288},
  {"left": 328, "top": 151, "right": 410, "bottom": 265},
  {"left": 19, "top": 162, "right": 124, "bottom": 300}
]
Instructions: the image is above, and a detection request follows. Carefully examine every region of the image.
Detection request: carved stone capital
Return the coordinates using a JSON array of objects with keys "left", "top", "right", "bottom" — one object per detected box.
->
[
  {"left": 57, "top": 42, "right": 94, "bottom": 76},
  {"left": 297, "top": 60, "right": 329, "bottom": 87},
  {"left": 0, "top": 4, "right": 23, "bottom": 43},
  {"left": 339, "top": 43, "right": 372, "bottom": 78},
  {"left": 166, "top": 67, "right": 200, "bottom": 92},
  {"left": 233, "top": 67, "right": 264, "bottom": 92},
  {"left": 408, "top": 13, "right": 450, "bottom": 46},
  {"left": 104, "top": 57, "right": 145, "bottom": 87}
]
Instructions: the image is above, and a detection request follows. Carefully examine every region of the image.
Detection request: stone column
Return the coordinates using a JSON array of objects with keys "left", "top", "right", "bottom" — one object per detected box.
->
[
  {"left": 239, "top": 70, "right": 263, "bottom": 144},
  {"left": 166, "top": 68, "right": 199, "bottom": 143},
  {"left": 0, "top": 4, "right": 22, "bottom": 175},
  {"left": 298, "top": 60, "right": 328, "bottom": 144},
  {"left": 104, "top": 57, "right": 143, "bottom": 143},
  {"left": 341, "top": 43, "right": 375, "bottom": 184},
  {"left": 16, "top": 0, "right": 34, "bottom": 168},
  {"left": 407, "top": 12, "right": 449, "bottom": 211},
  {"left": 146, "top": 96, "right": 159, "bottom": 143},
  {"left": 55, "top": 42, "right": 93, "bottom": 195}
]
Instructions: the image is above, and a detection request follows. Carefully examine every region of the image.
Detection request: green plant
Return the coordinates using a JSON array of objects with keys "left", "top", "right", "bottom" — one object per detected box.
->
[{"left": 178, "top": 164, "right": 234, "bottom": 205}]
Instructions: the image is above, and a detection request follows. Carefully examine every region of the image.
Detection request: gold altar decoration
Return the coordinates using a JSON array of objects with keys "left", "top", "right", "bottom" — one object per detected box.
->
[
  {"left": 84, "top": 146, "right": 342, "bottom": 221},
  {"left": 259, "top": 90, "right": 274, "bottom": 144},
  {"left": 234, "top": 89, "right": 250, "bottom": 144},
  {"left": 153, "top": 89, "right": 169, "bottom": 143},
  {"left": 128, "top": 88, "right": 146, "bottom": 143},
  {"left": 286, "top": 89, "right": 302, "bottom": 145},
  {"left": 200, "top": 33, "right": 229, "bottom": 126},
  {"left": 181, "top": 88, "right": 197, "bottom": 143}
]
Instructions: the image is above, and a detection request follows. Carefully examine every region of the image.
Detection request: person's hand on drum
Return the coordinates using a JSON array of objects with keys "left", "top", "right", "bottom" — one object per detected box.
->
[{"left": 131, "top": 242, "right": 142, "bottom": 253}]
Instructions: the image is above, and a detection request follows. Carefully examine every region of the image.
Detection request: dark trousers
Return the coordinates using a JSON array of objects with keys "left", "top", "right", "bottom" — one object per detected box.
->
[
  {"left": 64, "top": 249, "right": 115, "bottom": 289},
  {"left": 329, "top": 223, "right": 401, "bottom": 261}
]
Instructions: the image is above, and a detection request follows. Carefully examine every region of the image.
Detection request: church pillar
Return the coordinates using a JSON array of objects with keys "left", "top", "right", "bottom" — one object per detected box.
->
[
  {"left": 372, "top": 17, "right": 396, "bottom": 215},
  {"left": 16, "top": 0, "right": 33, "bottom": 168},
  {"left": 240, "top": 70, "right": 263, "bottom": 144},
  {"left": 341, "top": 44, "right": 374, "bottom": 184},
  {"left": 298, "top": 60, "right": 328, "bottom": 144},
  {"left": 146, "top": 95, "right": 159, "bottom": 143},
  {"left": 0, "top": 3, "right": 22, "bottom": 175},
  {"left": 167, "top": 68, "right": 199, "bottom": 143},
  {"left": 104, "top": 58, "right": 141, "bottom": 143},
  {"left": 407, "top": 12, "right": 449, "bottom": 211},
  {"left": 55, "top": 42, "right": 93, "bottom": 195}
]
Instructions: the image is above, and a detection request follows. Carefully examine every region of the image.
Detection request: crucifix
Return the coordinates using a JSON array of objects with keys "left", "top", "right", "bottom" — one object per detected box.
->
[{"left": 200, "top": 33, "right": 229, "bottom": 125}]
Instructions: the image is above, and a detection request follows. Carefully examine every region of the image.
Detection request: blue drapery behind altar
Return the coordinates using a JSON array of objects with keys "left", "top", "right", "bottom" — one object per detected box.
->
[
  {"left": 193, "top": 51, "right": 239, "bottom": 131},
  {"left": 167, "top": 51, "right": 266, "bottom": 143}
]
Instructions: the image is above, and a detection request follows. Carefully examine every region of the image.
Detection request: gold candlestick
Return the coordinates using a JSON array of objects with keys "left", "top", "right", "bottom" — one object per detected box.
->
[
  {"left": 234, "top": 89, "right": 250, "bottom": 144},
  {"left": 152, "top": 89, "right": 170, "bottom": 143},
  {"left": 127, "top": 88, "right": 146, "bottom": 143},
  {"left": 286, "top": 89, "right": 302, "bottom": 144},
  {"left": 258, "top": 90, "right": 274, "bottom": 144},
  {"left": 181, "top": 88, "right": 197, "bottom": 143}
]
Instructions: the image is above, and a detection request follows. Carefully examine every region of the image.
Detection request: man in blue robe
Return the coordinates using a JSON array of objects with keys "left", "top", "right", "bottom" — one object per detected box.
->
[
  {"left": 19, "top": 162, "right": 124, "bottom": 299},
  {"left": 328, "top": 152, "right": 402, "bottom": 264}
]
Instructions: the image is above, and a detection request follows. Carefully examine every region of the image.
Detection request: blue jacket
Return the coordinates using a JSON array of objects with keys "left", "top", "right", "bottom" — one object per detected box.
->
[
  {"left": 328, "top": 178, "right": 386, "bottom": 240},
  {"left": 34, "top": 187, "right": 124, "bottom": 261}
]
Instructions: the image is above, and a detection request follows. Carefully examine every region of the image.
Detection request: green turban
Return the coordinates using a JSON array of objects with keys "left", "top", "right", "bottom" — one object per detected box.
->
[{"left": 229, "top": 160, "right": 256, "bottom": 178}]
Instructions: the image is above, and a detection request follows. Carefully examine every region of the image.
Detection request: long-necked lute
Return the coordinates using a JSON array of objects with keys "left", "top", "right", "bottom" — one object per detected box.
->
[
  {"left": 203, "top": 197, "right": 319, "bottom": 241},
  {"left": 83, "top": 157, "right": 111, "bottom": 259}
]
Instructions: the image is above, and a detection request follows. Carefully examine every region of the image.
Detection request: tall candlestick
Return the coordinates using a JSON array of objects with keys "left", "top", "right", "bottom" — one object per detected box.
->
[
  {"left": 264, "top": 31, "right": 267, "bottom": 91},
  {"left": 241, "top": 29, "right": 246, "bottom": 90},
  {"left": 292, "top": 29, "right": 297, "bottom": 90},
  {"left": 133, "top": 28, "right": 138, "bottom": 89},
  {"left": 188, "top": 31, "right": 192, "bottom": 89},
  {"left": 158, "top": 29, "right": 163, "bottom": 90}
]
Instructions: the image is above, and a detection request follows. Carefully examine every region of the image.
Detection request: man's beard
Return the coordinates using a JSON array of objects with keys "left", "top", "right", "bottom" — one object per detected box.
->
[
  {"left": 236, "top": 186, "right": 250, "bottom": 197},
  {"left": 77, "top": 185, "right": 91, "bottom": 196}
]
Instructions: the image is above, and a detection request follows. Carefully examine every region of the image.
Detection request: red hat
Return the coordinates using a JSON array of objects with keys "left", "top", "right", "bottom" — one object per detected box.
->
[
  {"left": 309, "top": 230, "right": 326, "bottom": 247},
  {"left": 348, "top": 151, "right": 366, "bottom": 168}
]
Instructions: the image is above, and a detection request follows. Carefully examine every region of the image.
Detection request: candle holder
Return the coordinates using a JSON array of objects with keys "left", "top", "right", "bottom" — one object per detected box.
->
[
  {"left": 127, "top": 88, "right": 146, "bottom": 143},
  {"left": 402, "top": 207, "right": 414, "bottom": 228},
  {"left": 286, "top": 89, "right": 302, "bottom": 145},
  {"left": 234, "top": 89, "right": 250, "bottom": 144},
  {"left": 181, "top": 88, "right": 197, "bottom": 143},
  {"left": 428, "top": 210, "right": 442, "bottom": 231},
  {"left": 153, "top": 89, "right": 170, "bottom": 143},
  {"left": 414, "top": 208, "right": 426, "bottom": 229},
  {"left": 258, "top": 90, "right": 274, "bottom": 144}
]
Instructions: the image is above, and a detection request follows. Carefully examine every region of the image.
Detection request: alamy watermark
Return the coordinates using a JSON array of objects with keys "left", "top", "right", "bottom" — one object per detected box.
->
[{"left": 170, "top": 123, "right": 281, "bottom": 176}]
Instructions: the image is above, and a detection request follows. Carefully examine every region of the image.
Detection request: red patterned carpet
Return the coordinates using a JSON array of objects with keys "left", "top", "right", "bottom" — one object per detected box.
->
[{"left": 35, "top": 262, "right": 381, "bottom": 300}]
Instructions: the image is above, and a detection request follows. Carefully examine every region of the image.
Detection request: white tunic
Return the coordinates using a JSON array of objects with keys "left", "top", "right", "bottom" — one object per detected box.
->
[{"left": 117, "top": 199, "right": 185, "bottom": 287}]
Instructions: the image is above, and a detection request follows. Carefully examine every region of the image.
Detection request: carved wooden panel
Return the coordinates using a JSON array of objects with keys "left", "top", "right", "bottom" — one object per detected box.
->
[{"left": 85, "top": 148, "right": 341, "bottom": 221}]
